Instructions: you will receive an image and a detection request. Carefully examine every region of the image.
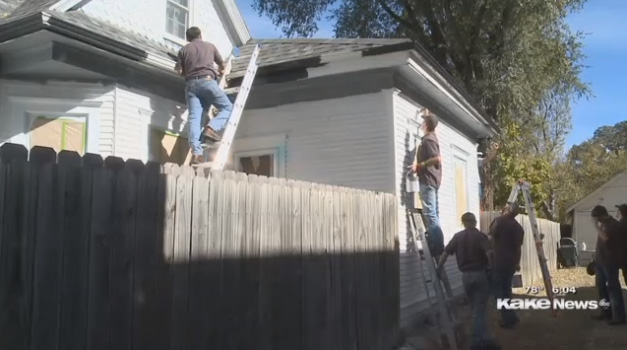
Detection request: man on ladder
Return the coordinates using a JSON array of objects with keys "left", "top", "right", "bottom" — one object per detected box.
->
[
  {"left": 409, "top": 109, "right": 444, "bottom": 258},
  {"left": 436, "top": 213, "right": 501, "bottom": 350},
  {"left": 175, "top": 26, "right": 233, "bottom": 166}
]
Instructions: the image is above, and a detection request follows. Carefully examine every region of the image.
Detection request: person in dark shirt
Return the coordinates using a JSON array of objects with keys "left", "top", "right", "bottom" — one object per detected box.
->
[
  {"left": 410, "top": 110, "right": 444, "bottom": 257},
  {"left": 591, "top": 205, "right": 626, "bottom": 325},
  {"left": 488, "top": 202, "right": 524, "bottom": 329},
  {"left": 175, "top": 27, "right": 233, "bottom": 165},
  {"left": 437, "top": 213, "right": 500, "bottom": 350}
]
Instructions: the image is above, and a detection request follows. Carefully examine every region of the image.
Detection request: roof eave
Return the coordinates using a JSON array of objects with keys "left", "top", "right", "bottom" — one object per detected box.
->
[
  {"left": 0, "top": 12, "right": 47, "bottom": 43},
  {"left": 213, "top": 0, "right": 250, "bottom": 47},
  {"left": 408, "top": 48, "right": 499, "bottom": 135}
]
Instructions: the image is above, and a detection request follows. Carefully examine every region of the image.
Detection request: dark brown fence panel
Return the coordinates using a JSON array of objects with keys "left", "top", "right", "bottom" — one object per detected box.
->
[{"left": 0, "top": 144, "right": 400, "bottom": 350}]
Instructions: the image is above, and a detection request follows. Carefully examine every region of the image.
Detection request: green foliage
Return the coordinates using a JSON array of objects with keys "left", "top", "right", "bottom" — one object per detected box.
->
[{"left": 252, "top": 0, "right": 590, "bottom": 217}]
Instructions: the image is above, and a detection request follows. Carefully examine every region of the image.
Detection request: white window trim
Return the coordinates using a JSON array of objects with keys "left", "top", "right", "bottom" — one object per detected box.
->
[
  {"left": 165, "top": 0, "right": 193, "bottom": 45},
  {"left": 7, "top": 96, "right": 102, "bottom": 154},
  {"left": 452, "top": 146, "right": 470, "bottom": 230},
  {"left": 231, "top": 134, "right": 287, "bottom": 178},
  {"left": 233, "top": 148, "right": 280, "bottom": 178}
]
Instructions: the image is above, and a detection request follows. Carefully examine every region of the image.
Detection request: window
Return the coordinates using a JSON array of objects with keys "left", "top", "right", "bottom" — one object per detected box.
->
[
  {"left": 166, "top": 0, "right": 189, "bottom": 39},
  {"left": 30, "top": 116, "right": 87, "bottom": 155},
  {"left": 234, "top": 149, "right": 278, "bottom": 177},
  {"left": 149, "top": 128, "right": 191, "bottom": 165},
  {"left": 453, "top": 156, "right": 469, "bottom": 224}
]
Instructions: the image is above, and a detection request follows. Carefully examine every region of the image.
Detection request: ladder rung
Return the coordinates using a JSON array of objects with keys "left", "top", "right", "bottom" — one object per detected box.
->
[
  {"left": 201, "top": 143, "right": 221, "bottom": 149},
  {"left": 192, "top": 162, "right": 213, "bottom": 169}
]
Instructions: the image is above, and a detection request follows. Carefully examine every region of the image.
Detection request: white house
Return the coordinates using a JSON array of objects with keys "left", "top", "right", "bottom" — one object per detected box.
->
[
  {"left": 0, "top": 0, "right": 499, "bottom": 330},
  {"left": 567, "top": 171, "right": 627, "bottom": 252}
]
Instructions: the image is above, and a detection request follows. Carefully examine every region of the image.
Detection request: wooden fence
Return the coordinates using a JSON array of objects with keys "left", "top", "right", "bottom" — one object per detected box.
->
[
  {"left": 481, "top": 212, "right": 560, "bottom": 287},
  {"left": 0, "top": 144, "right": 400, "bottom": 350}
]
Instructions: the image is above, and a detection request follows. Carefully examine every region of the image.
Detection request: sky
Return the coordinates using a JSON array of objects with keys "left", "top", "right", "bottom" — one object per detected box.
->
[{"left": 235, "top": 0, "right": 626, "bottom": 149}]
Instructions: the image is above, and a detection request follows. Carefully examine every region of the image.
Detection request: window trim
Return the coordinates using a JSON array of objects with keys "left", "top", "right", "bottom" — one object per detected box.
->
[
  {"left": 452, "top": 148, "right": 470, "bottom": 229},
  {"left": 233, "top": 148, "right": 279, "bottom": 178},
  {"left": 165, "top": 0, "right": 191, "bottom": 42}
]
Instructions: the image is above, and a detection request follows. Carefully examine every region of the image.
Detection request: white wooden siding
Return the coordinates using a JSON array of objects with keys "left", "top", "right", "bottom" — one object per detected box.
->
[
  {"left": 0, "top": 79, "right": 115, "bottom": 156},
  {"left": 112, "top": 85, "right": 188, "bottom": 162},
  {"left": 393, "top": 92, "right": 481, "bottom": 328},
  {"left": 81, "top": 0, "right": 234, "bottom": 57},
  {"left": 235, "top": 91, "right": 396, "bottom": 192}
]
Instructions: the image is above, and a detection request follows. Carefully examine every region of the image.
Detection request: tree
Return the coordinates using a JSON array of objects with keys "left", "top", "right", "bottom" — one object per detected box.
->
[{"left": 252, "top": 0, "right": 590, "bottom": 211}]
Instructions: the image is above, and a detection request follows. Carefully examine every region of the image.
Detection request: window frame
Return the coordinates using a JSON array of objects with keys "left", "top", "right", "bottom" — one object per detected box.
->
[
  {"left": 165, "top": 0, "right": 190, "bottom": 42},
  {"left": 233, "top": 148, "right": 279, "bottom": 178}
]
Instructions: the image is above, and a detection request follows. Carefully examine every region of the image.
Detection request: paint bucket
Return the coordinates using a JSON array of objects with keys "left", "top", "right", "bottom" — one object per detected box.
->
[{"left": 406, "top": 170, "right": 419, "bottom": 193}]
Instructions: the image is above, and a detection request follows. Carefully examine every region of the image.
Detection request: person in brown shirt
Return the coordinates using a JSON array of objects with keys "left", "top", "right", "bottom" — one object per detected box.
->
[
  {"left": 410, "top": 110, "right": 444, "bottom": 257},
  {"left": 175, "top": 27, "right": 233, "bottom": 165},
  {"left": 437, "top": 213, "right": 500, "bottom": 350}
]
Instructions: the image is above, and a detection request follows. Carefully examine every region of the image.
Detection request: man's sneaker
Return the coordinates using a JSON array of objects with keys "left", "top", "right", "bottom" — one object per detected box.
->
[
  {"left": 202, "top": 126, "right": 222, "bottom": 143},
  {"left": 190, "top": 155, "right": 204, "bottom": 166}
]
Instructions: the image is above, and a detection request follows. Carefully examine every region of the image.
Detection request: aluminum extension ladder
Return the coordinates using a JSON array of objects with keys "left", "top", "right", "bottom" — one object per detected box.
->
[
  {"left": 407, "top": 209, "right": 463, "bottom": 350},
  {"left": 194, "top": 44, "right": 261, "bottom": 170},
  {"left": 507, "top": 180, "right": 557, "bottom": 316}
]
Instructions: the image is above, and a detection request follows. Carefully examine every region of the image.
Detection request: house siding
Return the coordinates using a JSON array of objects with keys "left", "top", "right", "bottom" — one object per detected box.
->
[
  {"left": 0, "top": 79, "right": 115, "bottom": 156},
  {"left": 234, "top": 91, "right": 396, "bottom": 192},
  {"left": 393, "top": 92, "right": 481, "bottom": 328},
  {"left": 81, "top": 0, "right": 234, "bottom": 57},
  {"left": 112, "top": 85, "right": 188, "bottom": 162}
]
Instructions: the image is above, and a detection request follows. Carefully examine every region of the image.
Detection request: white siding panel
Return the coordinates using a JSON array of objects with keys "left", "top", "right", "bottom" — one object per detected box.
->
[
  {"left": 113, "top": 86, "right": 188, "bottom": 162},
  {"left": 236, "top": 91, "right": 396, "bottom": 192},
  {"left": 81, "top": 0, "right": 234, "bottom": 57},
  {"left": 0, "top": 80, "right": 115, "bottom": 156},
  {"left": 393, "top": 92, "right": 480, "bottom": 328}
]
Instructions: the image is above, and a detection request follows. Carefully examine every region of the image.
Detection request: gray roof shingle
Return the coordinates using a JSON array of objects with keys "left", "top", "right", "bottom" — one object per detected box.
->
[
  {"left": 49, "top": 10, "right": 177, "bottom": 60},
  {"left": 230, "top": 38, "right": 412, "bottom": 75},
  {"left": 0, "top": 0, "right": 61, "bottom": 23}
]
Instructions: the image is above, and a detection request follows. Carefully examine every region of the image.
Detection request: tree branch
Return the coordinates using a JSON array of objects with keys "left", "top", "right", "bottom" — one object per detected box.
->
[{"left": 374, "top": 0, "right": 416, "bottom": 33}]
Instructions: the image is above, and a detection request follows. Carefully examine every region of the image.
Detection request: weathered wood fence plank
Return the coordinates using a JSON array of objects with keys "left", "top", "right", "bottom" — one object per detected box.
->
[
  {"left": 87, "top": 167, "right": 114, "bottom": 350},
  {"left": 171, "top": 170, "right": 193, "bottom": 350},
  {"left": 109, "top": 168, "right": 137, "bottom": 350},
  {"left": 58, "top": 151, "right": 91, "bottom": 350}
]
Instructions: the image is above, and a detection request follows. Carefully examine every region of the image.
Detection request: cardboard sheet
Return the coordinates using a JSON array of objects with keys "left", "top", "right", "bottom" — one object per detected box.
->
[
  {"left": 30, "top": 117, "right": 64, "bottom": 152},
  {"left": 150, "top": 129, "right": 191, "bottom": 165}
]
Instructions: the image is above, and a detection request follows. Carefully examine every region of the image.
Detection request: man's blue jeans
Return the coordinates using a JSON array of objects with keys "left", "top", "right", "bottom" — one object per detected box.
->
[
  {"left": 419, "top": 184, "right": 444, "bottom": 256},
  {"left": 599, "top": 262, "right": 626, "bottom": 322},
  {"left": 595, "top": 263, "right": 611, "bottom": 318},
  {"left": 185, "top": 77, "right": 233, "bottom": 156},
  {"left": 491, "top": 269, "right": 519, "bottom": 326},
  {"left": 462, "top": 270, "right": 496, "bottom": 347}
]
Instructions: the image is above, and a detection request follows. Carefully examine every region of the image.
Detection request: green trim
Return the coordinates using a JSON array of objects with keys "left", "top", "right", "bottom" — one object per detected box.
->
[
  {"left": 61, "top": 120, "right": 68, "bottom": 150},
  {"left": 82, "top": 122, "right": 87, "bottom": 153}
]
